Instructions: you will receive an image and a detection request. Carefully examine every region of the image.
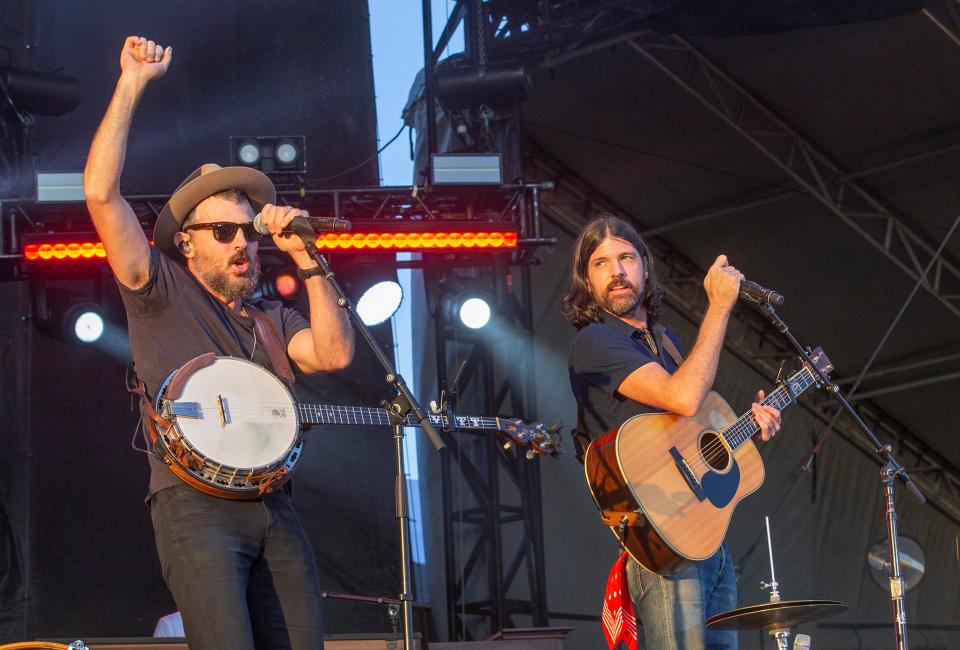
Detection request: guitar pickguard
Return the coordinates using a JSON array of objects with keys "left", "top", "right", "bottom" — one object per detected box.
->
[{"left": 700, "top": 461, "right": 741, "bottom": 509}]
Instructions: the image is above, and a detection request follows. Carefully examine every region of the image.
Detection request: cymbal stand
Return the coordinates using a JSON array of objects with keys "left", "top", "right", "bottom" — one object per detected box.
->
[
  {"left": 759, "top": 516, "right": 790, "bottom": 650},
  {"left": 759, "top": 302, "right": 923, "bottom": 650}
]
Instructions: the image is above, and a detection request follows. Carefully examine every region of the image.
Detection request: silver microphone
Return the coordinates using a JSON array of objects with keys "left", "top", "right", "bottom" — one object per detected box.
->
[
  {"left": 792, "top": 633, "right": 811, "bottom": 650},
  {"left": 252, "top": 214, "right": 352, "bottom": 236}
]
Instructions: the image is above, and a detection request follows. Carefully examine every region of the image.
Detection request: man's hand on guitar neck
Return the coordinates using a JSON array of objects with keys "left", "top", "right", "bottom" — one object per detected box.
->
[{"left": 752, "top": 389, "right": 781, "bottom": 441}]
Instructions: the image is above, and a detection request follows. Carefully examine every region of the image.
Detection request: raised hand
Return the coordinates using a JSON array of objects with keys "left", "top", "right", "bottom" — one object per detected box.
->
[
  {"left": 703, "top": 254, "right": 743, "bottom": 312},
  {"left": 119, "top": 36, "right": 172, "bottom": 83}
]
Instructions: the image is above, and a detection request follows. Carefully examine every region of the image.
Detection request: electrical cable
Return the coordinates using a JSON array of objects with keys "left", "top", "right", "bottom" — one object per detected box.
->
[{"left": 309, "top": 122, "right": 407, "bottom": 183}]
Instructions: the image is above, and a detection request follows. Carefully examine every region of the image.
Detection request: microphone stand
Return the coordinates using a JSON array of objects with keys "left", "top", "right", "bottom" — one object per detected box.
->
[
  {"left": 758, "top": 302, "right": 924, "bottom": 650},
  {"left": 294, "top": 222, "right": 446, "bottom": 650}
]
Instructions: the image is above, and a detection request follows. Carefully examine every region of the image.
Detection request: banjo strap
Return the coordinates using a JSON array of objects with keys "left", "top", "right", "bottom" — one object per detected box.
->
[
  {"left": 125, "top": 361, "right": 170, "bottom": 452},
  {"left": 245, "top": 303, "right": 296, "bottom": 387}
]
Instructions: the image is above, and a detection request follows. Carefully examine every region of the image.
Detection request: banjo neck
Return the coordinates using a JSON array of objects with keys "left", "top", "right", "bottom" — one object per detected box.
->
[{"left": 296, "top": 403, "right": 504, "bottom": 433}]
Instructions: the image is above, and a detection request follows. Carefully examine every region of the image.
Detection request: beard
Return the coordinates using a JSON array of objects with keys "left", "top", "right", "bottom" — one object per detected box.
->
[
  {"left": 194, "top": 249, "right": 261, "bottom": 302},
  {"left": 599, "top": 278, "right": 641, "bottom": 317}
]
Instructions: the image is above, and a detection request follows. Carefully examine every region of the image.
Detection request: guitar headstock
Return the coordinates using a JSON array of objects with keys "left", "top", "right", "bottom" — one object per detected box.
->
[
  {"left": 498, "top": 418, "right": 564, "bottom": 459},
  {"left": 807, "top": 346, "right": 834, "bottom": 384}
]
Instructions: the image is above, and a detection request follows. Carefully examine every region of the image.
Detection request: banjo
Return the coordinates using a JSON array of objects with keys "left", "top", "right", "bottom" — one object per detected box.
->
[{"left": 144, "top": 354, "right": 561, "bottom": 499}]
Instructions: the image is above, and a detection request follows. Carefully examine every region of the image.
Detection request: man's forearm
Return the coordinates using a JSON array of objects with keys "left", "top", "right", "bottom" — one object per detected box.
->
[
  {"left": 302, "top": 272, "right": 354, "bottom": 370},
  {"left": 665, "top": 304, "right": 730, "bottom": 412},
  {"left": 84, "top": 74, "right": 146, "bottom": 203}
]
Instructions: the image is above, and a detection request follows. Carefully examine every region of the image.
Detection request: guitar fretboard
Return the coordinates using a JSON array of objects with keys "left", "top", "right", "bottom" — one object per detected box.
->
[
  {"left": 722, "top": 365, "right": 819, "bottom": 450},
  {"left": 296, "top": 403, "right": 502, "bottom": 432}
]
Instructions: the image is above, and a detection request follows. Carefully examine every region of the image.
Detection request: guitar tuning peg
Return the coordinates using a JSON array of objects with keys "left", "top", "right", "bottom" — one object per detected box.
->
[
  {"left": 547, "top": 422, "right": 562, "bottom": 434},
  {"left": 525, "top": 449, "right": 536, "bottom": 460},
  {"left": 503, "top": 440, "right": 514, "bottom": 450},
  {"left": 429, "top": 400, "right": 438, "bottom": 413}
]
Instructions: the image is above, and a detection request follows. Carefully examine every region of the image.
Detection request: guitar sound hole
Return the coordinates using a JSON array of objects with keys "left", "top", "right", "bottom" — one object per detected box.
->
[{"left": 699, "top": 432, "right": 730, "bottom": 472}]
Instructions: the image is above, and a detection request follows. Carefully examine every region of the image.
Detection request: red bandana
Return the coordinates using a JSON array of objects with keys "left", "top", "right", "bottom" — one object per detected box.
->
[{"left": 602, "top": 551, "right": 638, "bottom": 650}]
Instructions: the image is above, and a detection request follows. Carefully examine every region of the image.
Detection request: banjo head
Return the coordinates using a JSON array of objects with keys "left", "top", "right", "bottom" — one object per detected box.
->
[{"left": 163, "top": 356, "right": 300, "bottom": 470}]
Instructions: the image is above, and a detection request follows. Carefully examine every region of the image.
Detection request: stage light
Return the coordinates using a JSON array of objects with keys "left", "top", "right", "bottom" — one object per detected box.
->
[
  {"left": 441, "top": 281, "right": 494, "bottom": 330},
  {"left": 256, "top": 268, "right": 302, "bottom": 304},
  {"left": 1, "top": 66, "right": 81, "bottom": 116},
  {"left": 431, "top": 153, "right": 502, "bottom": 185},
  {"left": 275, "top": 140, "right": 299, "bottom": 165},
  {"left": 230, "top": 136, "right": 306, "bottom": 174},
  {"left": 69, "top": 306, "right": 105, "bottom": 344},
  {"left": 274, "top": 270, "right": 300, "bottom": 300},
  {"left": 237, "top": 140, "right": 262, "bottom": 166},
  {"left": 24, "top": 239, "right": 108, "bottom": 262},
  {"left": 312, "top": 229, "right": 519, "bottom": 251},
  {"left": 458, "top": 297, "right": 491, "bottom": 329},
  {"left": 34, "top": 289, "right": 107, "bottom": 345},
  {"left": 357, "top": 280, "right": 403, "bottom": 326}
]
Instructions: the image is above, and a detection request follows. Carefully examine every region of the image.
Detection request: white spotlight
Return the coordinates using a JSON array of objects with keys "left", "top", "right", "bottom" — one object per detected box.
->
[
  {"left": 237, "top": 141, "right": 261, "bottom": 166},
  {"left": 357, "top": 280, "right": 403, "bottom": 326},
  {"left": 275, "top": 142, "right": 298, "bottom": 165},
  {"left": 459, "top": 297, "right": 491, "bottom": 329},
  {"left": 70, "top": 308, "right": 105, "bottom": 343}
]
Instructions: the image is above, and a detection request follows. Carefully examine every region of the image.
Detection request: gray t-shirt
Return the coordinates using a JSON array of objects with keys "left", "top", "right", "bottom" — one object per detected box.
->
[{"left": 118, "top": 247, "right": 310, "bottom": 498}]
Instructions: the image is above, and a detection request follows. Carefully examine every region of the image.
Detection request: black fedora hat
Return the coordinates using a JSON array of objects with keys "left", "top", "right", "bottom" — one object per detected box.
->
[{"left": 153, "top": 163, "right": 276, "bottom": 260}]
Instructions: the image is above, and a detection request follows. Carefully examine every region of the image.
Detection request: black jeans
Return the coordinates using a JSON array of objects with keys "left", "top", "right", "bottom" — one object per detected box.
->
[{"left": 150, "top": 484, "right": 324, "bottom": 650}]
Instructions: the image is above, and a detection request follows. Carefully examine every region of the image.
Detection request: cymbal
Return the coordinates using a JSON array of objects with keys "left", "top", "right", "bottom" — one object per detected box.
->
[{"left": 706, "top": 599, "right": 848, "bottom": 631}]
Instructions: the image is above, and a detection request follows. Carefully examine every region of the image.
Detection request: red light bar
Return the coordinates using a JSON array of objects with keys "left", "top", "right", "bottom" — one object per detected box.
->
[
  {"left": 24, "top": 240, "right": 107, "bottom": 261},
  {"left": 22, "top": 223, "right": 520, "bottom": 262},
  {"left": 313, "top": 230, "right": 518, "bottom": 251}
]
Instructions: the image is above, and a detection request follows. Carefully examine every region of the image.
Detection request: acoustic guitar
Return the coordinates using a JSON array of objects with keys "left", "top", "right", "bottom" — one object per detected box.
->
[{"left": 584, "top": 348, "right": 832, "bottom": 575}]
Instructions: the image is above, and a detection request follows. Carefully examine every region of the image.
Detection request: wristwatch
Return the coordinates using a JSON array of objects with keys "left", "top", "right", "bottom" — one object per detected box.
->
[{"left": 296, "top": 265, "right": 322, "bottom": 280}]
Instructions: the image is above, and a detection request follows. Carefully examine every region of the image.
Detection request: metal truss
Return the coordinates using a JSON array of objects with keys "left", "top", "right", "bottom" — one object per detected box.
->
[
  {"left": 0, "top": 183, "right": 553, "bottom": 273},
  {"left": 428, "top": 254, "right": 548, "bottom": 641},
  {"left": 625, "top": 33, "right": 960, "bottom": 320},
  {"left": 525, "top": 145, "right": 960, "bottom": 525}
]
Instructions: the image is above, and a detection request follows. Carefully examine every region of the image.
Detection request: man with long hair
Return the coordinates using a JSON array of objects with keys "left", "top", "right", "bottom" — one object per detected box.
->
[{"left": 563, "top": 215, "right": 781, "bottom": 649}]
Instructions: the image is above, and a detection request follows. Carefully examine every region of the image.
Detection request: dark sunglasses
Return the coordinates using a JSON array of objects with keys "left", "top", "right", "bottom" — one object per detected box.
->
[{"left": 184, "top": 221, "right": 262, "bottom": 243}]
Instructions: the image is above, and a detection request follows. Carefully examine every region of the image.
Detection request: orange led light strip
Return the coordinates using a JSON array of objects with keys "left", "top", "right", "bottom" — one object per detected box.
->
[
  {"left": 24, "top": 241, "right": 107, "bottom": 261},
  {"left": 22, "top": 231, "right": 519, "bottom": 262},
  {"left": 312, "top": 231, "right": 519, "bottom": 250}
]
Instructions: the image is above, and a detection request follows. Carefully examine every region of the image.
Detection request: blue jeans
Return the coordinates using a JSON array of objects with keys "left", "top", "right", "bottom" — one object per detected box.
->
[
  {"left": 626, "top": 545, "right": 738, "bottom": 650},
  {"left": 150, "top": 484, "right": 324, "bottom": 650}
]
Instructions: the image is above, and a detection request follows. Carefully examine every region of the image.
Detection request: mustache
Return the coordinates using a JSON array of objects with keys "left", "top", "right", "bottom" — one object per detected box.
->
[
  {"left": 606, "top": 278, "right": 635, "bottom": 293},
  {"left": 229, "top": 251, "right": 252, "bottom": 265}
]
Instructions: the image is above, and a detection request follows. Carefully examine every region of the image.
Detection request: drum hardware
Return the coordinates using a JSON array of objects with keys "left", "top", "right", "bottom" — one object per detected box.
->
[
  {"left": 758, "top": 302, "right": 924, "bottom": 650},
  {"left": 706, "top": 516, "right": 848, "bottom": 649}
]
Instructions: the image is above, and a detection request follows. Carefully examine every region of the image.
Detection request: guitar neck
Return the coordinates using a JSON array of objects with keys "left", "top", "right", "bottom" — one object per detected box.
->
[
  {"left": 722, "top": 365, "right": 819, "bottom": 451},
  {"left": 296, "top": 403, "right": 503, "bottom": 432}
]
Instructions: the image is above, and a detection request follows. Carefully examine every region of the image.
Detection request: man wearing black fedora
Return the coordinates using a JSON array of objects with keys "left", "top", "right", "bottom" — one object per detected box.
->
[{"left": 83, "top": 36, "right": 354, "bottom": 648}]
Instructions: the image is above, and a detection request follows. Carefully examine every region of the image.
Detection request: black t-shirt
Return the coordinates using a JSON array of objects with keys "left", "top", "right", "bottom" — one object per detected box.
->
[
  {"left": 568, "top": 314, "right": 683, "bottom": 440},
  {"left": 118, "top": 246, "right": 310, "bottom": 498}
]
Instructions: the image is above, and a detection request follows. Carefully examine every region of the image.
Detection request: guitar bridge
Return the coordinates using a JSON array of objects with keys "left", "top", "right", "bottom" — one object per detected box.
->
[{"left": 669, "top": 446, "right": 706, "bottom": 502}]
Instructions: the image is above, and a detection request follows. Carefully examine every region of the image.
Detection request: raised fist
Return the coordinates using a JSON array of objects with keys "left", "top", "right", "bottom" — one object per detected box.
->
[{"left": 119, "top": 36, "right": 172, "bottom": 83}]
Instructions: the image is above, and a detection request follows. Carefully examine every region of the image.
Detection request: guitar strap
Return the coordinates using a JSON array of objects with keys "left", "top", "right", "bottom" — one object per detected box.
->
[
  {"left": 244, "top": 302, "right": 296, "bottom": 387},
  {"left": 653, "top": 323, "right": 685, "bottom": 367}
]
